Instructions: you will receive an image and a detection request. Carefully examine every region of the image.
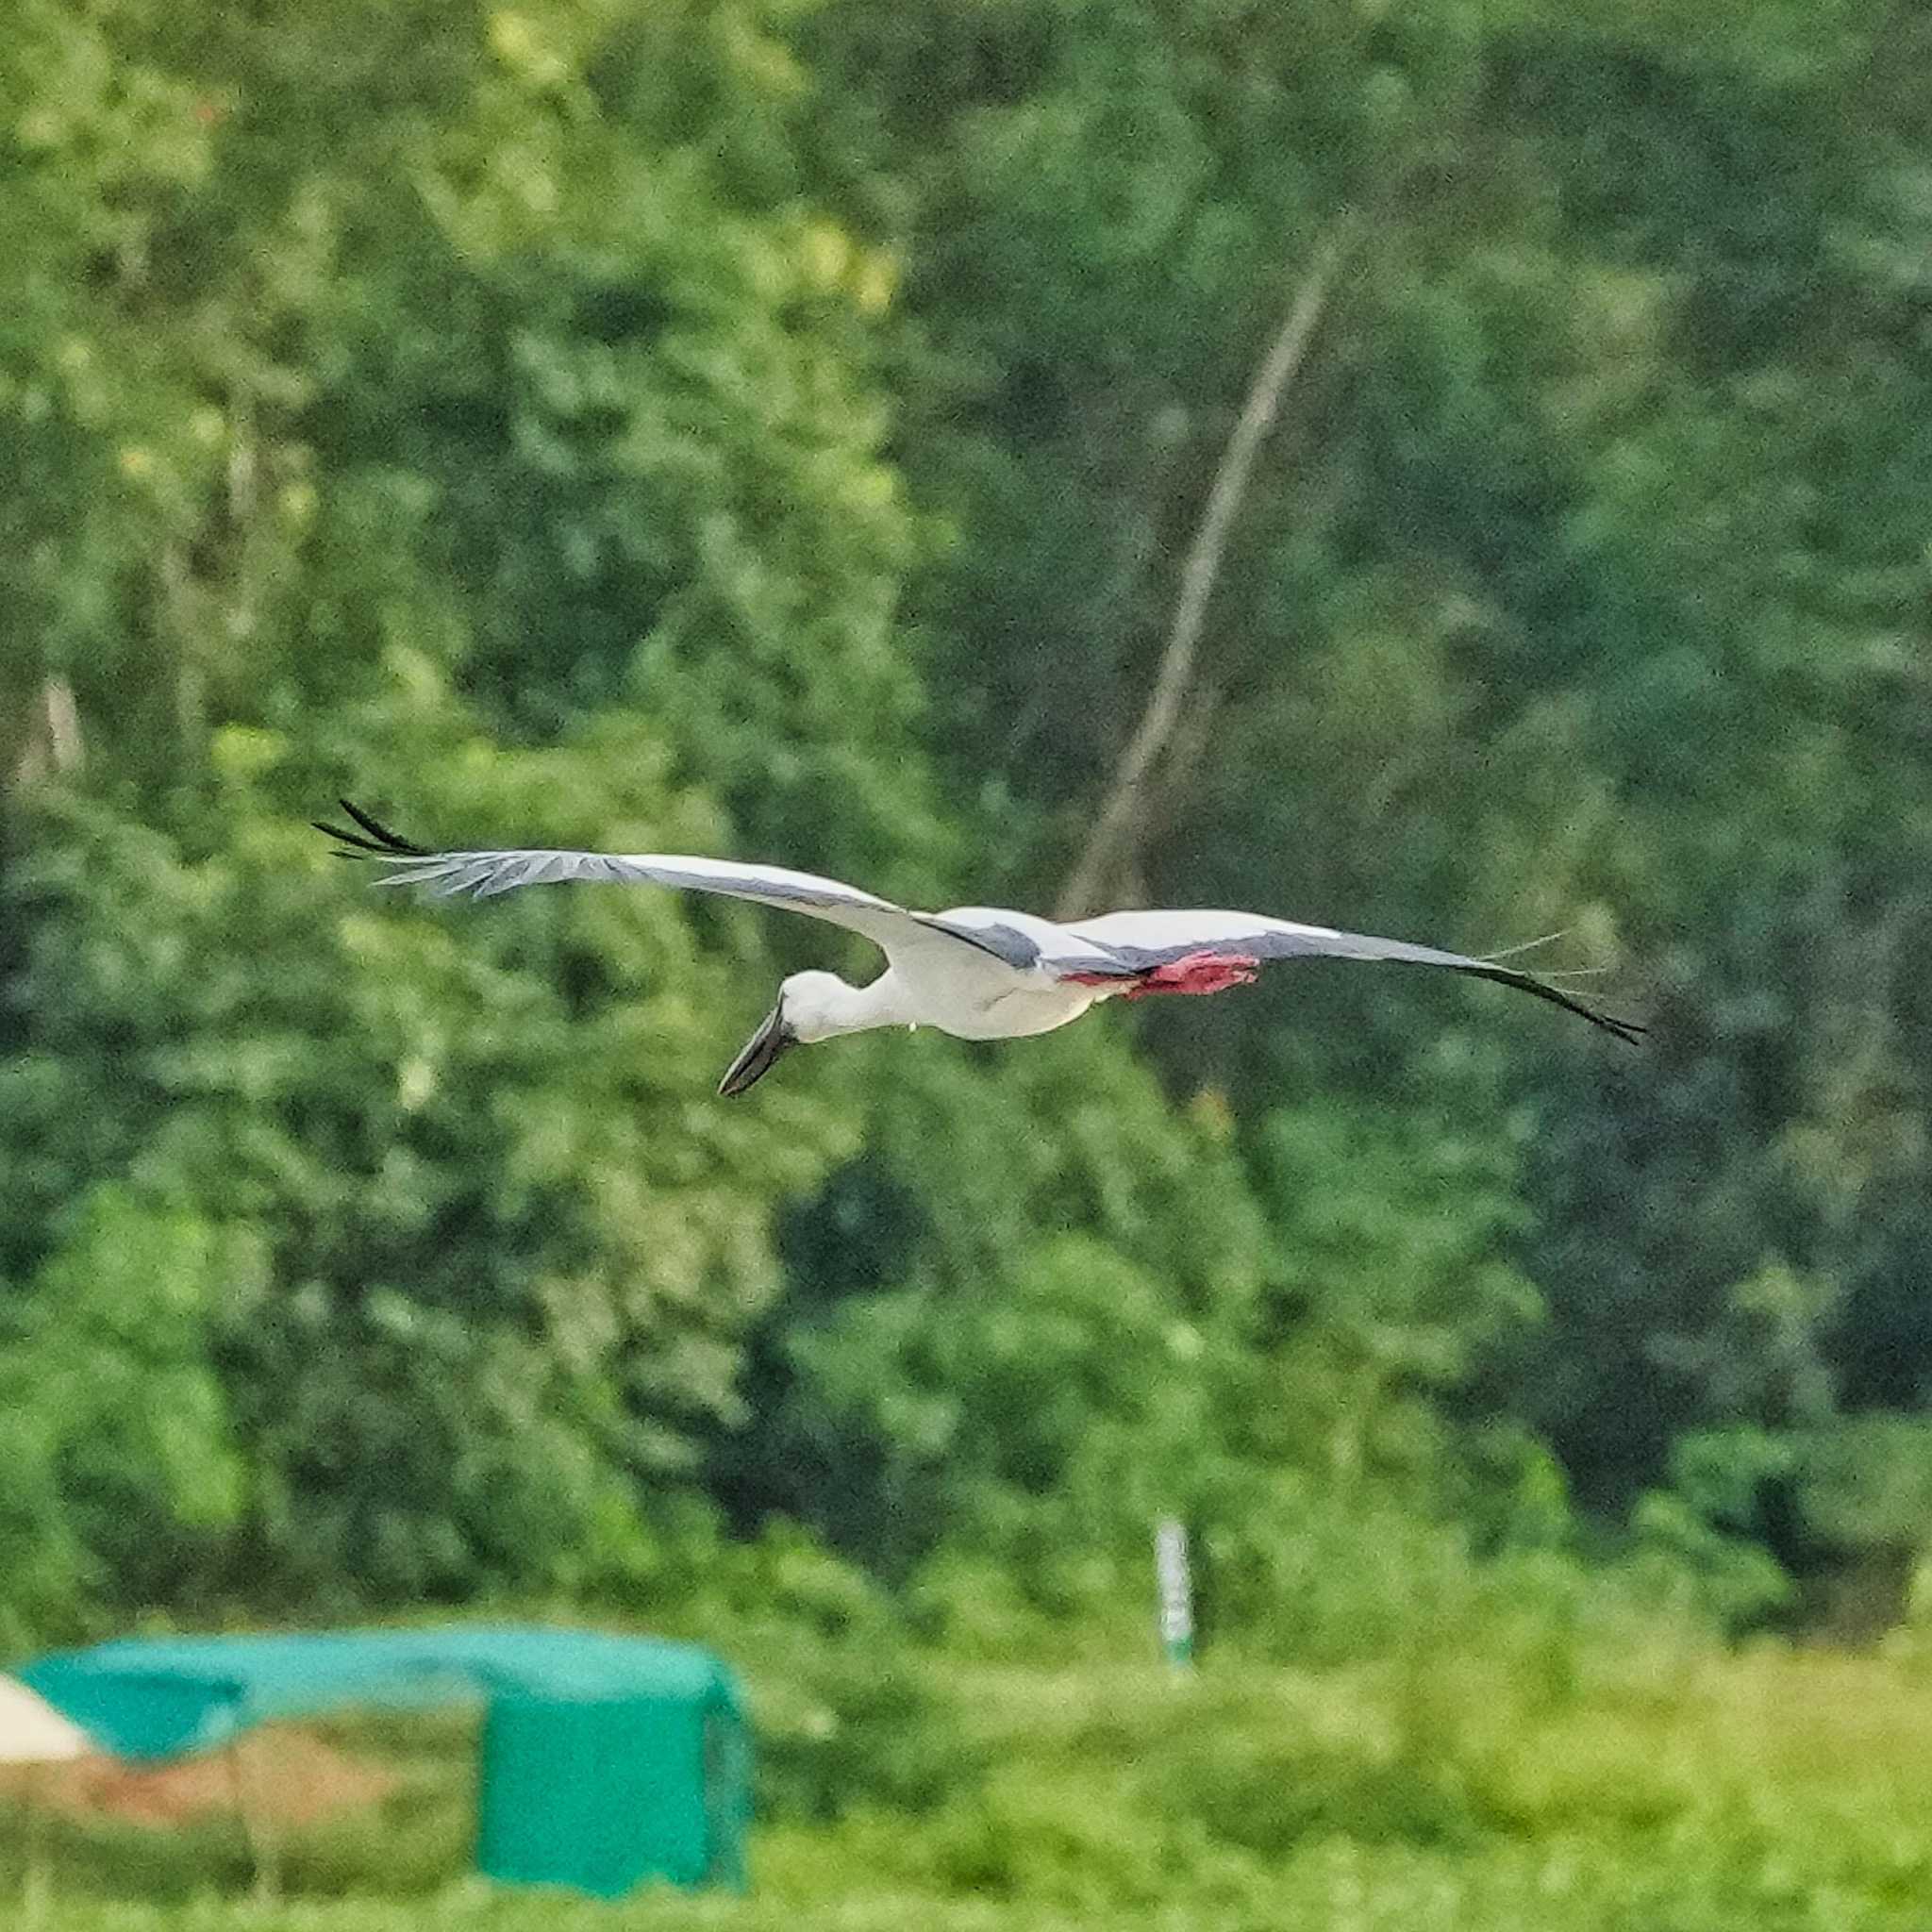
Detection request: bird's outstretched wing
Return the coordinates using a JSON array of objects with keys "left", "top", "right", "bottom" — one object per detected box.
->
[
  {"left": 1054, "top": 907, "right": 1645, "bottom": 1044},
  {"left": 315, "top": 800, "right": 1017, "bottom": 964}
]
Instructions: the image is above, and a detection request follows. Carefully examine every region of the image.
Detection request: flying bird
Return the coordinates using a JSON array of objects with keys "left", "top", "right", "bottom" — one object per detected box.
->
[{"left": 316, "top": 800, "right": 1642, "bottom": 1095}]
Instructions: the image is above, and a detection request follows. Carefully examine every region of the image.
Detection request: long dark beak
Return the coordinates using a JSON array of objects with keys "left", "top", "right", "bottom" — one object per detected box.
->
[{"left": 717, "top": 1002, "right": 797, "bottom": 1097}]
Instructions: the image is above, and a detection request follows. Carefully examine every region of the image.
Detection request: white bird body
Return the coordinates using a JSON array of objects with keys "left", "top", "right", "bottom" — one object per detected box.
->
[
  {"left": 780, "top": 962, "right": 1101, "bottom": 1043},
  {"left": 863, "top": 905, "right": 1112, "bottom": 1040},
  {"left": 316, "top": 801, "right": 1641, "bottom": 1092}
]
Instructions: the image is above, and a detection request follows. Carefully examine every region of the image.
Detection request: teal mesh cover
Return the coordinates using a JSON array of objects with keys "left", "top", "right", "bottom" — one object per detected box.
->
[
  {"left": 22, "top": 1626, "right": 748, "bottom": 1895},
  {"left": 478, "top": 1691, "right": 746, "bottom": 1896}
]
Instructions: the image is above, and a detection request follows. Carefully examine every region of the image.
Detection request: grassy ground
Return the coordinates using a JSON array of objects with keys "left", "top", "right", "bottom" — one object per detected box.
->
[{"left": 6, "top": 1641, "right": 1932, "bottom": 1931}]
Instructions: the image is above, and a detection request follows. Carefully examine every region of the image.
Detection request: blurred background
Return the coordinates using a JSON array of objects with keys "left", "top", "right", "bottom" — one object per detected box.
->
[{"left": 5, "top": 0, "right": 1932, "bottom": 1926}]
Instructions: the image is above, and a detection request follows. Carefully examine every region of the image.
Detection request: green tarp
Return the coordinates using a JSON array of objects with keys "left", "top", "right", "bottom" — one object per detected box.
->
[{"left": 22, "top": 1626, "right": 747, "bottom": 1896}]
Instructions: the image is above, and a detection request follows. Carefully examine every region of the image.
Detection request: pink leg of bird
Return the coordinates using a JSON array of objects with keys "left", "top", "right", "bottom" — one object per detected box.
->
[{"left": 1065, "top": 951, "right": 1260, "bottom": 999}]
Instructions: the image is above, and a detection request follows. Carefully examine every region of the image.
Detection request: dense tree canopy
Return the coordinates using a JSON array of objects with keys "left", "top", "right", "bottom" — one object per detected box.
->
[{"left": 4, "top": 0, "right": 1931, "bottom": 1645}]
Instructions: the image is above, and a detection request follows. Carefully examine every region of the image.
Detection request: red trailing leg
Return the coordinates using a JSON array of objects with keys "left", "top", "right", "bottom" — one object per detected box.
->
[{"left": 1066, "top": 951, "right": 1260, "bottom": 999}]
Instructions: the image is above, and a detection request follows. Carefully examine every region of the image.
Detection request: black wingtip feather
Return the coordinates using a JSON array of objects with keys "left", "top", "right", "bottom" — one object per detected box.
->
[
  {"left": 339, "top": 798, "right": 431, "bottom": 855},
  {"left": 313, "top": 820, "right": 385, "bottom": 855},
  {"left": 1474, "top": 963, "right": 1647, "bottom": 1045},
  {"left": 315, "top": 800, "right": 432, "bottom": 858}
]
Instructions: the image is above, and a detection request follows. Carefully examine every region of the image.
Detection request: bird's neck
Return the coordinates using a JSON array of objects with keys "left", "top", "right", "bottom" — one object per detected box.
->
[{"left": 792, "top": 969, "right": 920, "bottom": 1042}]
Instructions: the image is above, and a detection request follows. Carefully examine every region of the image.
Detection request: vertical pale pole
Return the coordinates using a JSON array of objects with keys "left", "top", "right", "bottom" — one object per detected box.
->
[
  {"left": 1155, "top": 1518, "right": 1194, "bottom": 1671},
  {"left": 226, "top": 1730, "right": 279, "bottom": 1904},
  {"left": 22, "top": 1763, "right": 48, "bottom": 1927}
]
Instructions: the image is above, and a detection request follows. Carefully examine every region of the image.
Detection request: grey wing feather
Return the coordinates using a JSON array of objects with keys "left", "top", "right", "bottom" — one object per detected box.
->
[
  {"left": 316, "top": 801, "right": 999, "bottom": 961},
  {"left": 912, "top": 915, "right": 1044, "bottom": 969},
  {"left": 1054, "top": 908, "right": 1644, "bottom": 1044},
  {"left": 377, "top": 848, "right": 885, "bottom": 911}
]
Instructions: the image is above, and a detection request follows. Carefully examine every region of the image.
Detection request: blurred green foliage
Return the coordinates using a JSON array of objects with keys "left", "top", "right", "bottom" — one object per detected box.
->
[
  {"left": 4, "top": 0, "right": 1932, "bottom": 1825},
  {"left": 7, "top": 1638, "right": 1932, "bottom": 1927}
]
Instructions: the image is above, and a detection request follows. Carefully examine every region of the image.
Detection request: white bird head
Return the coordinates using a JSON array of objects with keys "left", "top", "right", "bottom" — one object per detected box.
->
[
  {"left": 773, "top": 970, "right": 863, "bottom": 1043},
  {"left": 716, "top": 971, "right": 862, "bottom": 1097}
]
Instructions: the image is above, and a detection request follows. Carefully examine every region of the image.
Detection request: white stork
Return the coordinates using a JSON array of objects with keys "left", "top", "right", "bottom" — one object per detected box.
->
[{"left": 317, "top": 800, "right": 1642, "bottom": 1095}]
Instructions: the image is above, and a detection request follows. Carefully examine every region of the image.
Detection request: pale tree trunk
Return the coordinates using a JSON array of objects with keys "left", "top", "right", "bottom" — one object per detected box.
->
[
  {"left": 1056, "top": 223, "right": 1356, "bottom": 920},
  {"left": 8, "top": 674, "right": 86, "bottom": 792}
]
